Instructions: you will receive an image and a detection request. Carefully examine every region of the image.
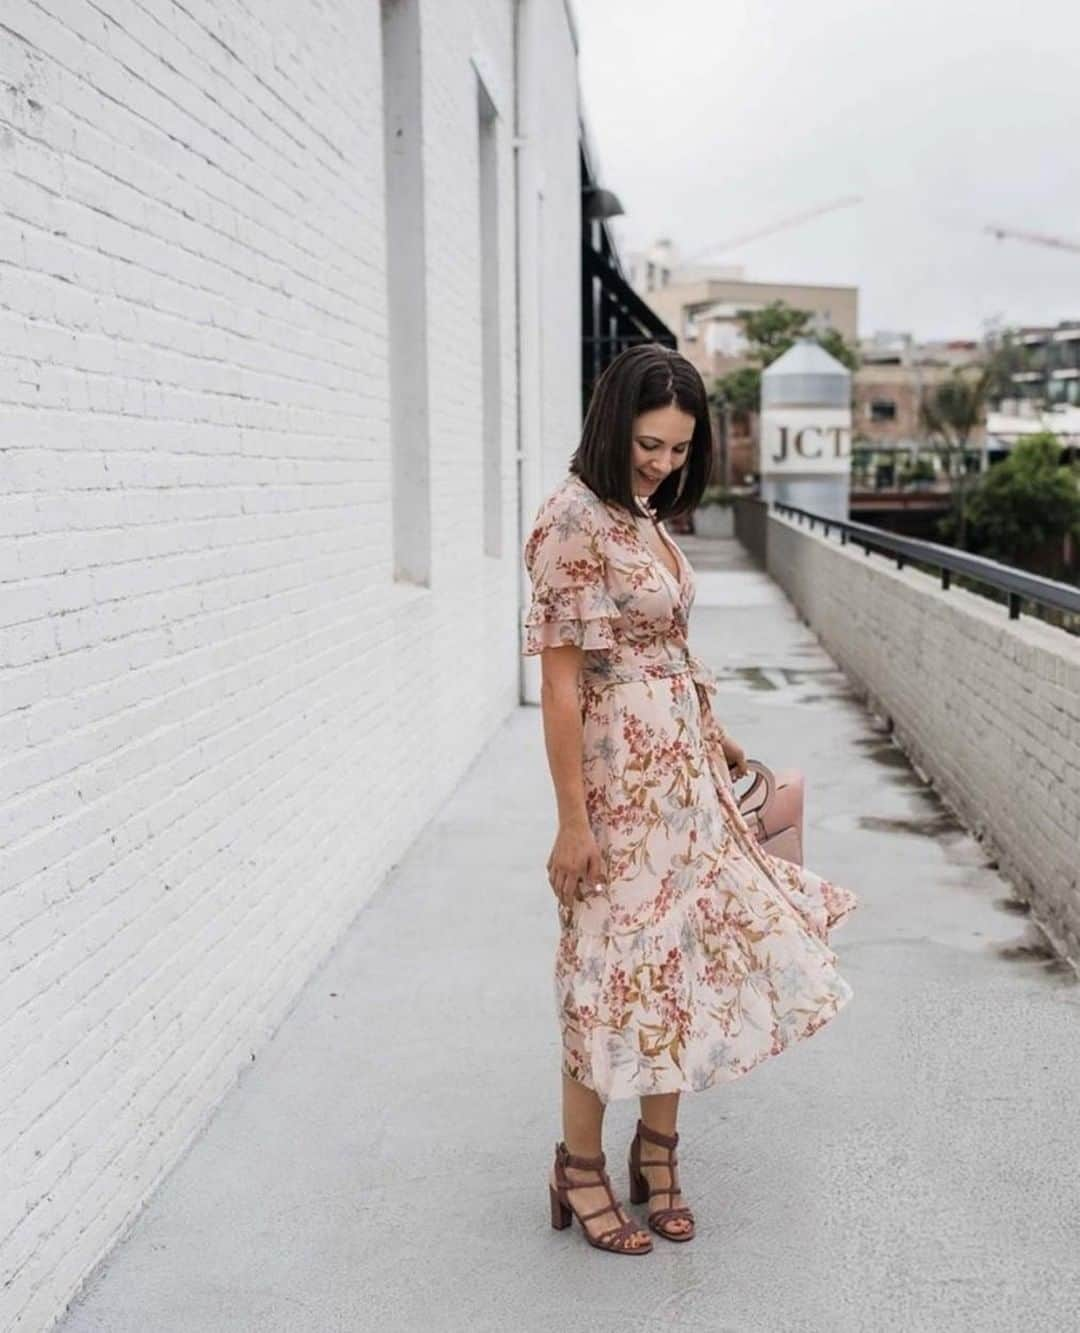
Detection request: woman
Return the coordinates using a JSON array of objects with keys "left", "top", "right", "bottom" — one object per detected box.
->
[{"left": 523, "top": 343, "right": 858, "bottom": 1255}]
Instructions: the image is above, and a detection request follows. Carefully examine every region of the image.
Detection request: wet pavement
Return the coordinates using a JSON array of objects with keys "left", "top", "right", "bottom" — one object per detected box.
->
[{"left": 61, "top": 540, "right": 1080, "bottom": 1333}]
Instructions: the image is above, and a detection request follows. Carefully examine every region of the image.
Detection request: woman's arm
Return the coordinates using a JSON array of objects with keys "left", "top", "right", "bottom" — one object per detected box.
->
[
  {"left": 720, "top": 732, "right": 749, "bottom": 779},
  {"left": 539, "top": 645, "right": 587, "bottom": 825},
  {"left": 538, "top": 645, "right": 605, "bottom": 906}
]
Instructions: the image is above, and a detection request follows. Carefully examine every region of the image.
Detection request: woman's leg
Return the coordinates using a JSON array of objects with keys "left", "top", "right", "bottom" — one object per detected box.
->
[
  {"left": 639, "top": 1089, "right": 680, "bottom": 1138},
  {"left": 552, "top": 1072, "right": 650, "bottom": 1249},
  {"left": 562, "top": 1069, "right": 604, "bottom": 1154},
  {"left": 637, "top": 1091, "right": 692, "bottom": 1235}
]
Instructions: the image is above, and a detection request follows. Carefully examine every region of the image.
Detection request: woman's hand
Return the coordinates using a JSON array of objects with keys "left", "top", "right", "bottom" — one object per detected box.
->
[
  {"left": 547, "top": 821, "right": 606, "bottom": 908},
  {"left": 721, "top": 732, "right": 749, "bottom": 780}
]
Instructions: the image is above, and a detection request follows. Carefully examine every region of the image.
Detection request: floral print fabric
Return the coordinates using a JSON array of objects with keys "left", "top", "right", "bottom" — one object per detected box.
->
[{"left": 523, "top": 472, "right": 858, "bottom": 1103}]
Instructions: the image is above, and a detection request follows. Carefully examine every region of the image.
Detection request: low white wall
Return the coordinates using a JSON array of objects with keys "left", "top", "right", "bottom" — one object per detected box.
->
[{"left": 767, "top": 514, "right": 1080, "bottom": 966}]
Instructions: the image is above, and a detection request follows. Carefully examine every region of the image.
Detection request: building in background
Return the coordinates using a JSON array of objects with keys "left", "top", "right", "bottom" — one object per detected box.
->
[
  {"left": 844, "top": 332, "right": 986, "bottom": 534},
  {"left": 852, "top": 332, "right": 982, "bottom": 489},
  {"left": 986, "top": 404, "right": 1080, "bottom": 455},
  {"left": 979, "top": 322, "right": 1080, "bottom": 462},
  {"left": 628, "top": 239, "right": 858, "bottom": 385},
  {"left": 0, "top": 4, "right": 592, "bottom": 1327},
  {"left": 1001, "top": 322, "right": 1080, "bottom": 409}
]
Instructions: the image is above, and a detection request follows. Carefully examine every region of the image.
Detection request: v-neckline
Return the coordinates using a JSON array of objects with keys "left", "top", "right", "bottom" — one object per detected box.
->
[
  {"left": 634, "top": 503, "right": 683, "bottom": 595},
  {"left": 566, "top": 474, "right": 685, "bottom": 595}
]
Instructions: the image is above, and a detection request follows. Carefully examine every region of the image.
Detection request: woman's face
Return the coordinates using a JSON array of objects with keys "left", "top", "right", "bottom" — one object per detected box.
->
[{"left": 630, "top": 402, "right": 696, "bottom": 497}]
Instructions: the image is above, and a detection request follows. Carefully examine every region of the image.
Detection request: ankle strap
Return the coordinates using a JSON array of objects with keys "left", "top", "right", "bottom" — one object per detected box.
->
[
  {"left": 555, "top": 1140, "right": 607, "bottom": 1172},
  {"left": 635, "top": 1119, "right": 678, "bottom": 1150}
]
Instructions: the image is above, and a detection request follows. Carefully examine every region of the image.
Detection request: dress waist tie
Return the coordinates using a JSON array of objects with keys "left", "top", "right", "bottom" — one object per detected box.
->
[
  {"left": 581, "top": 649, "right": 717, "bottom": 691},
  {"left": 581, "top": 650, "right": 727, "bottom": 748}
]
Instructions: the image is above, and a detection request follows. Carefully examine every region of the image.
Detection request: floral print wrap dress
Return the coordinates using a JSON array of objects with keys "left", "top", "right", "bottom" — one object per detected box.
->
[{"left": 522, "top": 472, "right": 858, "bottom": 1103}]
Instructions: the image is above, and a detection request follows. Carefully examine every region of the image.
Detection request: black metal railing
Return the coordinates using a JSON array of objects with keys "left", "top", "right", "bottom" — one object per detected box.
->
[
  {"left": 580, "top": 147, "right": 676, "bottom": 414},
  {"left": 774, "top": 501, "right": 1080, "bottom": 624}
]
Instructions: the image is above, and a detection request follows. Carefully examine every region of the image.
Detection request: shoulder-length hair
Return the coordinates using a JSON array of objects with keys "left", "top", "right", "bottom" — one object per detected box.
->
[{"left": 569, "top": 343, "right": 714, "bottom": 521}]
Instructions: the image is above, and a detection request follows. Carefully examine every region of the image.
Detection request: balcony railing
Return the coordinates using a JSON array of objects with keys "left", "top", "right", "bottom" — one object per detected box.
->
[{"left": 774, "top": 502, "right": 1080, "bottom": 625}]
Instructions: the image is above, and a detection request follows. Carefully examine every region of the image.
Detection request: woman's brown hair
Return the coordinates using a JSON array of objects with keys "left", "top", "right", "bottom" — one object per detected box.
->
[{"left": 569, "top": 343, "right": 714, "bottom": 521}]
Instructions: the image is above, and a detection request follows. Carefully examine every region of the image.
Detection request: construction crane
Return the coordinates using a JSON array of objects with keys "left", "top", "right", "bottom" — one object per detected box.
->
[
  {"left": 682, "top": 194, "right": 863, "bottom": 263},
  {"left": 985, "top": 224, "right": 1080, "bottom": 255}
]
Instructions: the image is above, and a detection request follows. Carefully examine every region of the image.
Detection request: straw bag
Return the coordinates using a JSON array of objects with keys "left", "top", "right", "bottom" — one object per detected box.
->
[{"left": 733, "top": 760, "right": 805, "bottom": 866}]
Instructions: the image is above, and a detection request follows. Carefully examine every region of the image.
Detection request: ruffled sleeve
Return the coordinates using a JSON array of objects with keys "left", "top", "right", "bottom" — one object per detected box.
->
[{"left": 522, "top": 485, "right": 620, "bottom": 655}]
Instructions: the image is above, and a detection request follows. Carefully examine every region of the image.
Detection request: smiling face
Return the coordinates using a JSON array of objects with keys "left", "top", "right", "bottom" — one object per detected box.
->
[{"left": 630, "top": 402, "right": 696, "bottom": 497}]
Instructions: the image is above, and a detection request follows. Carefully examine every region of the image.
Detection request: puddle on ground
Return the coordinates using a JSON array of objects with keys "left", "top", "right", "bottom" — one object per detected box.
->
[
  {"left": 712, "top": 663, "right": 851, "bottom": 703},
  {"left": 852, "top": 736, "right": 931, "bottom": 788},
  {"left": 997, "top": 924, "right": 1059, "bottom": 965},
  {"left": 995, "top": 897, "right": 1031, "bottom": 917},
  {"left": 993, "top": 907, "right": 1075, "bottom": 978},
  {"left": 858, "top": 812, "right": 962, "bottom": 838},
  {"left": 781, "top": 667, "right": 826, "bottom": 684},
  {"left": 855, "top": 736, "right": 912, "bottom": 767},
  {"left": 727, "top": 665, "right": 781, "bottom": 691},
  {"left": 826, "top": 762, "right": 990, "bottom": 867},
  {"left": 798, "top": 691, "right": 859, "bottom": 705}
]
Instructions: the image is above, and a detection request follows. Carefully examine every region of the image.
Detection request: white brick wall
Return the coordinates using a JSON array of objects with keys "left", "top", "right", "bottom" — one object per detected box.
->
[
  {"left": 0, "top": 2, "right": 582, "bottom": 1327},
  {"left": 767, "top": 514, "right": 1080, "bottom": 967},
  {"left": 516, "top": 0, "right": 582, "bottom": 705}
]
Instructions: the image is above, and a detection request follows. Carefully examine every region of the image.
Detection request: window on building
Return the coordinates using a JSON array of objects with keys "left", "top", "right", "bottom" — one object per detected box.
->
[
  {"left": 850, "top": 448, "right": 871, "bottom": 488},
  {"left": 476, "top": 76, "right": 501, "bottom": 558},
  {"left": 381, "top": 0, "right": 431, "bottom": 586},
  {"left": 869, "top": 399, "right": 897, "bottom": 422}
]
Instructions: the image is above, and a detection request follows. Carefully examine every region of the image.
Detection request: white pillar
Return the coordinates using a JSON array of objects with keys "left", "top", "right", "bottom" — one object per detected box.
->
[{"left": 759, "top": 339, "right": 852, "bottom": 521}]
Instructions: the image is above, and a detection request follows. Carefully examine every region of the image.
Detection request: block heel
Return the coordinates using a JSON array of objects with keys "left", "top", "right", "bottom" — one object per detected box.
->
[
  {"left": 549, "top": 1183, "right": 572, "bottom": 1230},
  {"left": 627, "top": 1160, "right": 650, "bottom": 1205},
  {"left": 548, "top": 1141, "right": 652, "bottom": 1255}
]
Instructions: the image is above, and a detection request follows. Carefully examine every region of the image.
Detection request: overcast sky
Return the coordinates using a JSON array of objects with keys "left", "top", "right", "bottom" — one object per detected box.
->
[{"left": 574, "top": 0, "right": 1080, "bottom": 341}]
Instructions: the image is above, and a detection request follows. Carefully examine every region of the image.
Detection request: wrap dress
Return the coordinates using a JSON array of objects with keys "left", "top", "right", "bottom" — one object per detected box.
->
[{"left": 523, "top": 471, "right": 858, "bottom": 1103}]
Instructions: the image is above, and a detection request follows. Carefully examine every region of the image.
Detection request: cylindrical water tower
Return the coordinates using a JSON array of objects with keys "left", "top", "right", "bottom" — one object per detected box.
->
[{"left": 758, "top": 339, "right": 852, "bottom": 520}]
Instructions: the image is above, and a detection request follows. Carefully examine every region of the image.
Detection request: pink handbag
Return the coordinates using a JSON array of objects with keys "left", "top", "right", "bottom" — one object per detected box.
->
[{"left": 732, "top": 760, "right": 805, "bottom": 866}]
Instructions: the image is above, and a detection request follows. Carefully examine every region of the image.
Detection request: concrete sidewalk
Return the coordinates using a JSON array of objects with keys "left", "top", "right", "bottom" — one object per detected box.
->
[{"left": 61, "top": 542, "right": 1080, "bottom": 1333}]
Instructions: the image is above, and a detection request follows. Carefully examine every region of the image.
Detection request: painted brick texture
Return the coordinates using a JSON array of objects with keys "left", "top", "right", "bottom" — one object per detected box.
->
[
  {"left": 0, "top": 1, "right": 581, "bottom": 1327},
  {"left": 767, "top": 514, "right": 1080, "bottom": 966}
]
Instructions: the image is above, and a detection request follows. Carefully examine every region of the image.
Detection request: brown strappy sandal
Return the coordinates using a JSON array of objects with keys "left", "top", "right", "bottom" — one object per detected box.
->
[
  {"left": 627, "top": 1119, "right": 696, "bottom": 1242},
  {"left": 549, "top": 1141, "right": 653, "bottom": 1255}
]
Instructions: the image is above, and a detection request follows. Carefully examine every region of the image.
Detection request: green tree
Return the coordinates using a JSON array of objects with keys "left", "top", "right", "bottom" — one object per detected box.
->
[
  {"left": 816, "top": 326, "right": 860, "bottom": 372},
  {"left": 957, "top": 431, "right": 1080, "bottom": 571},
  {"left": 921, "top": 368, "right": 994, "bottom": 550},
  {"left": 711, "top": 300, "right": 859, "bottom": 413},
  {"left": 740, "top": 302, "right": 816, "bottom": 366},
  {"left": 737, "top": 301, "right": 860, "bottom": 371},
  {"left": 712, "top": 365, "right": 760, "bottom": 417},
  {"left": 921, "top": 331, "right": 1030, "bottom": 549}
]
